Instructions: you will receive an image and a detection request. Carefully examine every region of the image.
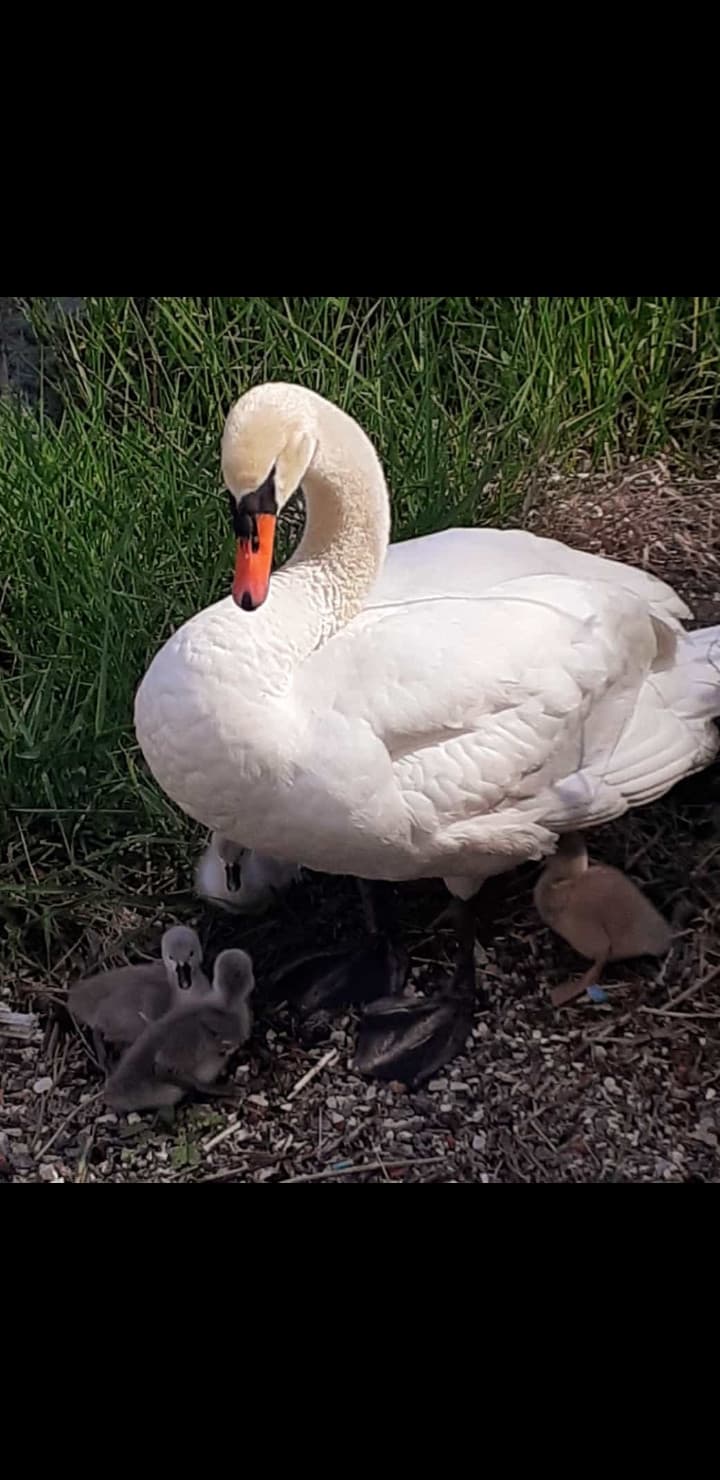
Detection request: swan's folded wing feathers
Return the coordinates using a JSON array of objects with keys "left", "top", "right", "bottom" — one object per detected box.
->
[
  {"left": 369, "top": 528, "right": 690, "bottom": 626},
  {"left": 306, "top": 572, "right": 713, "bottom": 842},
  {"left": 311, "top": 578, "right": 650, "bottom": 816}
]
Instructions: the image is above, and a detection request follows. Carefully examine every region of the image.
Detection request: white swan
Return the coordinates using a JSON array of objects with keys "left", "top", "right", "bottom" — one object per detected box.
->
[{"left": 135, "top": 383, "right": 720, "bottom": 915}]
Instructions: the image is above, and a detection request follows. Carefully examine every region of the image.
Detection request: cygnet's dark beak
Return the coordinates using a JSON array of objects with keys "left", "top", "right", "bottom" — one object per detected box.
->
[
  {"left": 176, "top": 961, "right": 193, "bottom": 991},
  {"left": 225, "top": 862, "right": 243, "bottom": 893}
]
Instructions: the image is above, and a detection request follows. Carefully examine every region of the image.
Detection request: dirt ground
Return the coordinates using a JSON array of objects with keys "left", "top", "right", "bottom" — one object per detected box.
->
[{"left": 1, "top": 456, "right": 719, "bottom": 1184}]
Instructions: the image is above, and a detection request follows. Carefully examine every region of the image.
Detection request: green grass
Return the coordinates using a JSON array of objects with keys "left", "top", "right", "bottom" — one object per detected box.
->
[{"left": 1, "top": 295, "right": 719, "bottom": 949}]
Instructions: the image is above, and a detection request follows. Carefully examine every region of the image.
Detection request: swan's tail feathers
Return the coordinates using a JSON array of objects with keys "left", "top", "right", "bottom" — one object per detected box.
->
[
  {"left": 543, "top": 624, "right": 720, "bottom": 831},
  {"left": 653, "top": 623, "right": 720, "bottom": 720}
]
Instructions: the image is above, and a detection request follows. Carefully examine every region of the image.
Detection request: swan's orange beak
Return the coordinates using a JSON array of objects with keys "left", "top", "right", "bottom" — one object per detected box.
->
[{"left": 232, "top": 514, "right": 277, "bottom": 612}]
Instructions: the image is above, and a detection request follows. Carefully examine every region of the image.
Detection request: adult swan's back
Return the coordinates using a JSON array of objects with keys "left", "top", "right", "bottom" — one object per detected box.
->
[{"left": 135, "top": 383, "right": 720, "bottom": 911}]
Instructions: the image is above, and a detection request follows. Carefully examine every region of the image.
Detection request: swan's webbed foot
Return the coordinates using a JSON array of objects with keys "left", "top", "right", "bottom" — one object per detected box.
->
[
  {"left": 269, "top": 934, "right": 408, "bottom": 1014},
  {"left": 353, "top": 991, "right": 475, "bottom": 1086},
  {"left": 549, "top": 956, "right": 606, "bottom": 1008},
  {"left": 268, "top": 885, "right": 483, "bottom": 1087},
  {"left": 354, "top": 897, "right": 480, "bottom": 1086}
]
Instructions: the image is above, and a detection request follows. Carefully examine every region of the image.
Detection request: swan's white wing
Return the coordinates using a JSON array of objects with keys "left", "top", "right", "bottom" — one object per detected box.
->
[
  {"left": 369, "top": 527, "right": 690, "bottom": 626},
  {"left": 298, "top": 572, "right": 715, "bottom": 864}
]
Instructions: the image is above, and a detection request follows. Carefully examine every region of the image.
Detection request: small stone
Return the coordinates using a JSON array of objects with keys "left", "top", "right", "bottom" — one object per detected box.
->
[
  {"left": 472, "top": 1133, "right": 487, "bottom": 1152},
  {"left": 706, "top": 1088, "right": 716, "bottom": 1102},
  {"left": 247, "top": 1094, "right": 269, "bottom": 1109},
  {"left": 39, "top": 1163, "right": 61, "bottom": 1182},
  {"left": 33, "top": 1077, "right": 53, "bottom": 1095},
  {"left": 428, "top": 1078, "right": 448, "bottom": 1093},
  {"left": 127, "top": 1112, "right": 142, "bottom": 1126},
  {"left": 603, "top": 1077, "right": 618, "bottom": 1093}
]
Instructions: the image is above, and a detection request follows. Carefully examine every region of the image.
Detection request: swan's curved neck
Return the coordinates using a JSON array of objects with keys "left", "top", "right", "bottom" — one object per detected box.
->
[{"left": 280, "top": 400, "right": 391, "bottom": 642}]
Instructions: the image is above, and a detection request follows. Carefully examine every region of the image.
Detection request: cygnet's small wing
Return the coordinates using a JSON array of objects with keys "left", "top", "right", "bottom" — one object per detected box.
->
[
  {"left": 69, "top": 961, "right": 170, "bottom": 1040},
  {"left": 569, "top": 866, "right": 672, "bottom": 960},
  {"left": 590, "top": 867, "right": 672, "bottom": 959},
  {"left": 156, "top": 1006, "right": 241, "bottom": 1085},
  {"left": 104, "top": 1015, "right": 186, "bottom": 1112},
  {"left": 542, "top": 885, "right": 613, "bottom": 961}
]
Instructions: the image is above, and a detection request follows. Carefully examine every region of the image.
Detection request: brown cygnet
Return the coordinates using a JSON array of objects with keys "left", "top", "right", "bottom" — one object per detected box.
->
[
  {"left": 68, "top": 925, "right": 208, "bottom": 1065},
  {"left": 104, "top": 948, "right": 255, "bottom": 1113},
  {"left": 534, "top": 833, "right": 672, "bottom": 1006}
]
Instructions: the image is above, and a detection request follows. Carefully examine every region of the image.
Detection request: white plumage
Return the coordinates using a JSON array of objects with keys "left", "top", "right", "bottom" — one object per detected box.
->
[{"left": 135, "top": 384, "right": 719, "bottom": 902}]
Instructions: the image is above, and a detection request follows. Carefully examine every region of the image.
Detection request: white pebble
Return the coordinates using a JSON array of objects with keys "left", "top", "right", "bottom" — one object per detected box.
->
[{"left": 33, "top": 1077, "right": 53, "bottom": 1095}]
